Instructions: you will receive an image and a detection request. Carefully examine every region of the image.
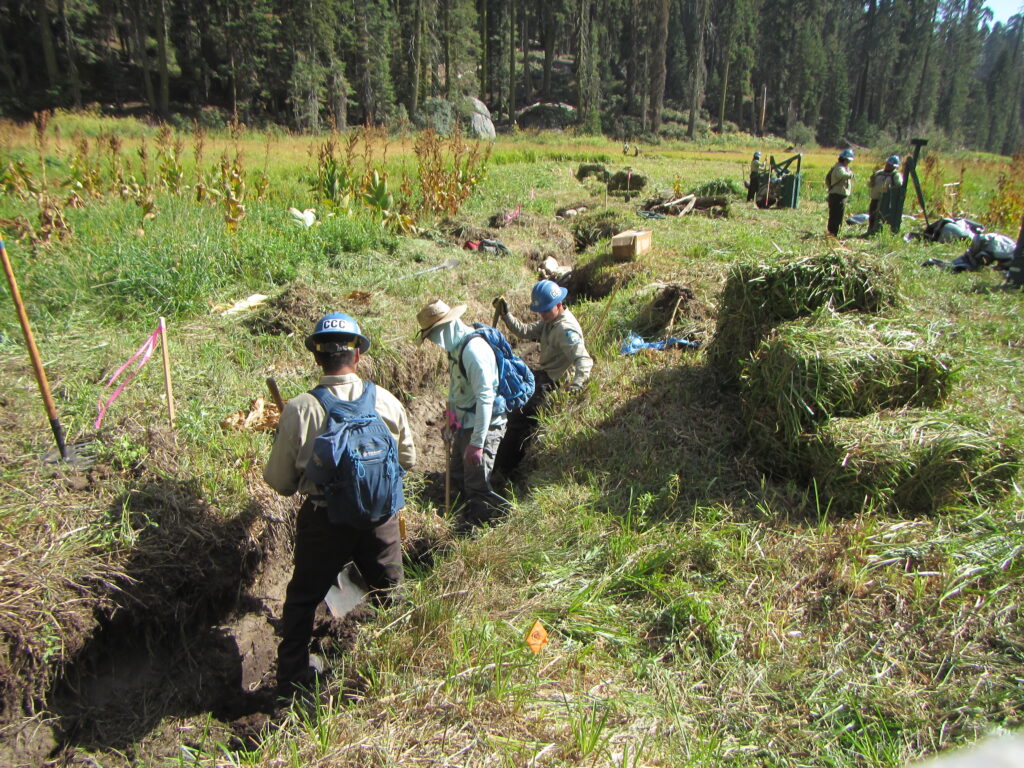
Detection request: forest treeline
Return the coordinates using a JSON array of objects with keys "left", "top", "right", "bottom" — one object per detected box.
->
[{"left": 1, "top": 0, "right": 1022, "bottom": 153}]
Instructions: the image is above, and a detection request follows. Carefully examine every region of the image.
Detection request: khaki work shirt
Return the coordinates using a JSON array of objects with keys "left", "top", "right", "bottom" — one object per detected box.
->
[
  {"left": 827, "top": 162, "right": 854, "bottom": 197},
  {"left": 750, "top": 159, "right": 763, "bottom": 175},
  {"left": 502, "top": 307, "right": 593, "bottom": 388},
  {"left": 868, "top": 169, "right": 903, "bottom": 200},
  {"left": 263, "top": 373, "right": 416, "bottom": 498}
]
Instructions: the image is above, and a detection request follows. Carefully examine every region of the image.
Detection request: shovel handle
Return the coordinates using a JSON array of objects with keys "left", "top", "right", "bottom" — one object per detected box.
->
[
  {"left": 266, "top": 377, "right": 285, "bottom": 411},
  {"left": 1, "top": 239, "right": 68, "bottom": 460}
]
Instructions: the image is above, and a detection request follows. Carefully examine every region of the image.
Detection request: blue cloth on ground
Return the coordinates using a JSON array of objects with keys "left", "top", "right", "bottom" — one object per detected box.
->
[{"left": 621, "top": 332, "right": 701, "bottom": 355}]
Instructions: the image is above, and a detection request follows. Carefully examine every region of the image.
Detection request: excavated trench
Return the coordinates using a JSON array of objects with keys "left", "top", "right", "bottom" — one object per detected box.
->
[{"left": 3, "top": 270, "right": 705, "bottom": 766}]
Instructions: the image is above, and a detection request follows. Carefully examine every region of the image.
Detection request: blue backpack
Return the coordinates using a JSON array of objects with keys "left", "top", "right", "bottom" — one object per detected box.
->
[
  {"left": 304, "top": 382, "right": 405, "bottom": 529},
  {"left": 457, "top": 324, "right": 536, "bottom": 413}
]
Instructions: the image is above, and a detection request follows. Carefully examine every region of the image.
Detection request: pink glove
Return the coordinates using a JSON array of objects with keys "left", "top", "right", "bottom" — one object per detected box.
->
[
  {"left": 464, "top": 444, "right": 484, "bottom": 466},
  {"left": 446, "top": 409, "right": 460, "bottom": 430}
]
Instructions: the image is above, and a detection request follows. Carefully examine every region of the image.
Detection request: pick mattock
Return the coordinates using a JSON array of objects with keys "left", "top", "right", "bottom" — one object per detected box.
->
[{"left": 1, "top": 237, "right": 82, "bottom": 464}]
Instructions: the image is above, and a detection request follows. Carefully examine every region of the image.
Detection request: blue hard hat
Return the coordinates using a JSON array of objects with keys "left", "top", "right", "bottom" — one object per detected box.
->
[
  {"left": 305, "top": 312, "right": 371, "bottom": 353},
  {"left": 886, "top": 154, "right": 900, "bottom": 167},
  {"left": 753, "top": 151, "right": 762, "bottom": 158},
  {"left": 840, "top": 148, "right": 855, "bottom": 161},
  {"left": 530, "top": 280, "right": 569, "bottom": 313}
]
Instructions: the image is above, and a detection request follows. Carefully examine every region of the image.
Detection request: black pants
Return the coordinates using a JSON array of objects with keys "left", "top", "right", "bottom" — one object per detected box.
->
[
  {"left": 827, "top": 193, "right": 847, "bottom": 236},
  {"left": 494, "top": 369, "right": 555, "bottom": 476},
  {"left": 276, "top": 499, "right": 402, "bottom": 687},
  {"left": 747, "top": 172, "right": 758, "bottom": 202}
]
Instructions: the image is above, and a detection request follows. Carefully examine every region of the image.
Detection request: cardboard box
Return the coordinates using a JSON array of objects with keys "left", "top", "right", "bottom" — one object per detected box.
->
[{"left": 611, "top": 229, "right": 652, "bottom": 261}]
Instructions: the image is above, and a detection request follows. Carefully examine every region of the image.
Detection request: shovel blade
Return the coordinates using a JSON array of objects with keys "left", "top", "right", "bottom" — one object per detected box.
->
[{"left": 324, "top": 563, "right": 369, "bottom": 618}]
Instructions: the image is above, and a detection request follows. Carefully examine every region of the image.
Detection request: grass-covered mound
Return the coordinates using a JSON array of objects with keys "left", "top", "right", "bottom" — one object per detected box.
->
[
  {"left": 741, "top": 312, "right": 952, "bottom": 470},
  {"left": 805, "top": 411, "right": 1020, "bottom": 514},
  {"left": 709, "top": 253, "right": 899, "bottom": 381}
]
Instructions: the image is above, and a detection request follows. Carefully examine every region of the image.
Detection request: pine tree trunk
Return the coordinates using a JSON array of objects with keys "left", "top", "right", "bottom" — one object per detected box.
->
[
  {"left": 717, "top": 54, "right": 731, "bottom": 133},
  {"left": 157, "top": 0, "right": 170, "bottom": 117},
  {"left": 648, "top": 0, "right": 668, "bottom": 131},
  {"left": 128, "top": 0, "right": 156, "bottom": 112},
  {"left": 508, "top": 0, "right": 516, "bottom": 121},
  {"left": 411, "top": 0, "right": 422, "bottom": 118},
  {"left": 36, "top": 0, "right": 60, "bottom": 88},
  {"left": 480, "top": 0, "right": 489, "bottom": 101},
  {"left": 912, "top": 0, "right": 939, "bottom": 126},
  {"left": 542, "top": 1, "right": 555, "bottom": 98},
  {"left": 522, "top": 1, "right": 532, "bottom": 105},
  {"left": 57, "top": 0, "right": 81, "bottom": 106},
  {"left": 443, "top": 0, "right": 453, "bottom": 98},
  {"left": 686, "top": 0, "right": 709, "bottom": 139}
]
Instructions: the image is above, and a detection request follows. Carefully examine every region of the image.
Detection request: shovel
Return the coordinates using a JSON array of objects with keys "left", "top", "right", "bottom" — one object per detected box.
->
[{"left": 324, "top": 562, "right": 369, "bottom": 618}]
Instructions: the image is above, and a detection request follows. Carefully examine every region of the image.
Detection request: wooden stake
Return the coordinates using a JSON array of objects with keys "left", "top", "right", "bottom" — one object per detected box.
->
[
  {"left": 590, "top": 274, "right": 624, "bottom": 341},
  {"left": 158, "top": 316, "right": 175, "bottom": 426},
  {"left": 1, "top": 237, "right": 68, "bottom": 459}
]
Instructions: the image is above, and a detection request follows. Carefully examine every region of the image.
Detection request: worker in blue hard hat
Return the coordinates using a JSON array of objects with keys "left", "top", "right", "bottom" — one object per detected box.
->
[
  {"left": 265, "top": 312, "right": 416, "bottom": 699},
  {"left": 747, "top": 151, "right": 765, "bottom": 202},
  {"left": 491, "top": 279, "right": 593, "bottom": 479},
  {"left": 825, "top": 148, "right": 855, "bottom": 237},
  {"left": 866, "top": 155, "right": 903, "bottom": 235}
]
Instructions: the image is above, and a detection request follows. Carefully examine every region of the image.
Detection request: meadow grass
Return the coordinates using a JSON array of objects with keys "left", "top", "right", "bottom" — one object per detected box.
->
[{"left": 0, "top": 117, "right": 1022, "bottom": 767}]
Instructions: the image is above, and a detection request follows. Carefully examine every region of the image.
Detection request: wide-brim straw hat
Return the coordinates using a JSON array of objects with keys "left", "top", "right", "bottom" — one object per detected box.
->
[{"left": 416, "top": 299, "right": 467, "bottom": 343}]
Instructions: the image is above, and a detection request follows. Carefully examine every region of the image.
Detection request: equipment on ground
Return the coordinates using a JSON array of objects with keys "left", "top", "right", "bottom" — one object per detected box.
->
[
  {"left": 305, "top": 382, "right": 406, "bottom": 528},
  {"left": 456, "top": 325, "right": 536, "bottom": 414},
  {"left": 756, "top": 153, "right": 803, "bottom": 209}
]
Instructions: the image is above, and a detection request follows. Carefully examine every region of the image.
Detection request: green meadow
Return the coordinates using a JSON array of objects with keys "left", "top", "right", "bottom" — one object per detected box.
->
[{"left": 0, "top": 112, "right": 1022, "bottom": 767}]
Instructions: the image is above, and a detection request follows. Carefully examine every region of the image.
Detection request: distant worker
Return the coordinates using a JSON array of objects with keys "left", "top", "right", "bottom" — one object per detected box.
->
[
  {"left": 866, "top": 155, "right": 903, "bottom": 235},
  {"left": 491, "top": 280, "right": 593, "bottom": 478},
  {"left": 747, "top": 151, "right": 764, "bottom": 202},
  {"left": 264, "top": 313, "right": 416, "bottom": 699},
  {"left": 417, "top": 299, "right": 509, "bottom": 530},
  {"left": 623, "top": 141, "right": 629, "bottom": 155},
  {"left": 825, "top": 148, "right": 855, "bottom": 237}
]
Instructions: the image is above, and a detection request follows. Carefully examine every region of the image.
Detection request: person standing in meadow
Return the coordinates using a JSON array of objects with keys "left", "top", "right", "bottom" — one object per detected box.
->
[{"left": 826, "top": 148, "right": 855, "bottom": 237}]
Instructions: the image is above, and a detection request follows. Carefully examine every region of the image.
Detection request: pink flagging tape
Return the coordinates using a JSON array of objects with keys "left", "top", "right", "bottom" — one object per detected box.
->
[{"left": 94, "top": 322, "right": 162, "bottom": 429}]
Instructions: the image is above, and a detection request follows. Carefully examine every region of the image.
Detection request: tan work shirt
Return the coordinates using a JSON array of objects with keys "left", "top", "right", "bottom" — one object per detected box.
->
[
  {"left": 263, "top": 373, "right": 416, "bottom": 497},
  {"left": 827, "top": 162, "right": 854, "bottom": 197},
  {"left": 750, "top": 158, "right": 763, "bottom": 175},
  {"left": 502, "top": 307, "right": 593, "bottom": 388},
  {"left": 868, "top": 169, "right": 903, "bottom": 200}
]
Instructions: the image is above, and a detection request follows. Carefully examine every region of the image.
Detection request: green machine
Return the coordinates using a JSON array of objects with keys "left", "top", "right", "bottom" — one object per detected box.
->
[
  {"left": 878, "top": 138, "right": 928, "bottom": 234},
  {"left": 755, "top": 153, "right": 803, "bottom": 209}
]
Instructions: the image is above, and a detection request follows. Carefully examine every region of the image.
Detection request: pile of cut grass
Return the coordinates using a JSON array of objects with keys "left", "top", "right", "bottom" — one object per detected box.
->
[
  {"left": 805, "top": 411, "right": 1020, "bottom": 514},
  {"left": 708, "top": 253, "right": 900, "bottom": 381},
  {"left": 741, "top": 312, "right": 952, "bottom": 471}
]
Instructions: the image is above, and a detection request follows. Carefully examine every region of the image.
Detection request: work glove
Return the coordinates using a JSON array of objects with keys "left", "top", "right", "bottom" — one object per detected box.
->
[
  {"left": 464, "top": 444, "right": 484, "bottom": 466},
  {"left": 445, "top": 409, "right": 460, "bottom": 430},
  {"left": 492, "top": 295, "right": 509, "bottom": 316}
]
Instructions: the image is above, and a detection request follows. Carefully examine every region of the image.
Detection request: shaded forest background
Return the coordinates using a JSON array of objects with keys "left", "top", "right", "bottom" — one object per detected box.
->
[{"left": 1, "top": 0, "right": 1022, "bottom": 153}]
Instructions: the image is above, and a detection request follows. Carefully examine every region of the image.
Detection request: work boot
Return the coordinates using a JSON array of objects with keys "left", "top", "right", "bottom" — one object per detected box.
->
[{"left": 277, "top": 654, "right": 326, "bottom": 702}]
